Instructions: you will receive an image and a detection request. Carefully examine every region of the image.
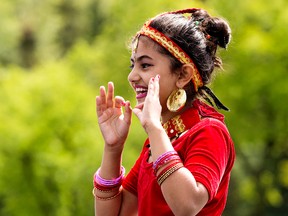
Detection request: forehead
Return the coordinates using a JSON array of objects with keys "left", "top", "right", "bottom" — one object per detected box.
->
[
  {"left": 138, "top": 36, "right": 158, "bottom": 48},
  {"left": 131, "top": 36, "right": 161, "bottom": 59}
]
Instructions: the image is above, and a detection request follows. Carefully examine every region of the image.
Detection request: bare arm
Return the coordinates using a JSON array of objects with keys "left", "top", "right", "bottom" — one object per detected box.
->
[{"left": 94, "top": 82, "right": 137, "bottom": 216}]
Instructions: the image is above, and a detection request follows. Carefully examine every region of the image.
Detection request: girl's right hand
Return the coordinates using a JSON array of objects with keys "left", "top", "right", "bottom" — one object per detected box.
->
[{"left": 96, "top": 82, "right": 132, "bottom": 151}]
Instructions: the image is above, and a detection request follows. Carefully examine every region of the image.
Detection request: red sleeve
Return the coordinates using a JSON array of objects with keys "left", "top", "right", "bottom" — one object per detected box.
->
[
  {"left": 183, "top": 118, "right": 233, "bottom": 202},
  {"left": 122, "top": 139, "right": 149, "bottom": 196}
]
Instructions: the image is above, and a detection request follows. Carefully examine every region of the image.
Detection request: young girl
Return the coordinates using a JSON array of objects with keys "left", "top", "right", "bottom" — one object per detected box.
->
[{"left": 94, "top": 8, "right": 235, "bottom": 216}]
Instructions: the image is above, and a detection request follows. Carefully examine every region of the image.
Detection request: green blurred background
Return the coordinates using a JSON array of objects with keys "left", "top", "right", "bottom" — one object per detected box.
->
[{"left": 0, "top": 0, "right": 287, "bottom": 215}]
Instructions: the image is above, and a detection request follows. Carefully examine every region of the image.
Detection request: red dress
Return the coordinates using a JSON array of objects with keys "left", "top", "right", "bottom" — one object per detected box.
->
[{"left": 122, "top": 100, "right": 235, "bottom": 215}]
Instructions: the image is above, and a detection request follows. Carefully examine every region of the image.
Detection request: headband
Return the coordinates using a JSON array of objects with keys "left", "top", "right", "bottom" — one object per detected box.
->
[{"left": 136, "top": 9, "right": 204, "bottom": 92}]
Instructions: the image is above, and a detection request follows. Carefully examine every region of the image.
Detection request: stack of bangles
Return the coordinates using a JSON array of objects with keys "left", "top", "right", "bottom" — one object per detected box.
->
[
  {"left": 93, "top": 166, "right": 125, "bottom": 201},
  {"left": 153, "top": 150, "right": 184, "bottom": 186}
]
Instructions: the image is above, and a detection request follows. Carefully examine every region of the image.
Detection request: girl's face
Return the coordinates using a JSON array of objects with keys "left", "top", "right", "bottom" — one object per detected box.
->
[{"left": 128, "top": 36, "right": 179, "bottom": 115}]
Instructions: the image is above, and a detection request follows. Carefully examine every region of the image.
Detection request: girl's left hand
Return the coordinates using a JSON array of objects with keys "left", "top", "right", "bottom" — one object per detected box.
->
[{"left": 133, "top": 74, "right": 162, "bottom": 132}]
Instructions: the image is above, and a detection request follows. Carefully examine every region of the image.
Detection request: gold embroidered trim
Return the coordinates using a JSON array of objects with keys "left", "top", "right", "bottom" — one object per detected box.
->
[
  {"left": 163, "top": 115, "right": 186, "bottom": 137},
  {"left": 172, "top": 115, "right": 186, "bottom": 133}
]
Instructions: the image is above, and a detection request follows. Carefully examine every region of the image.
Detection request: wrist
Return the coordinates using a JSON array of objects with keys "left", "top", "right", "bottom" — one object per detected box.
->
[
  {"left": 144, "top": 121, "right": 163, "bottom": 134},
  {"left": 104, "top": 142, "right": 124, "bottom": 155},
  {"left": 100, "top": 146, "right": 123, "bottom": 177},
  {"left": 103, "top": 147, "right": 123, "bottom": 165}
]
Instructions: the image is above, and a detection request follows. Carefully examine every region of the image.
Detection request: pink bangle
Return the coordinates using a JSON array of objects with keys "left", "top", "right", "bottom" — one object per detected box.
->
[
  {"left": 153, "top": 150, "right": 180, "bottom": 173},
  {"left": 153, "top": 151, "right": 178, "bottom": 169},
  {"left": 94, "top": 166, "right": 125, "bottom": 188},
  {"left": 153, "top": 155, "right": 181, "bottom": 175}
]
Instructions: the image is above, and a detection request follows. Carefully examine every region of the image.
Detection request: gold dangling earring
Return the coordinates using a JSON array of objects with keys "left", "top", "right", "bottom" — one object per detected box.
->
[{"left": 166, "top": 88, "right": 187, "bottom": 112}]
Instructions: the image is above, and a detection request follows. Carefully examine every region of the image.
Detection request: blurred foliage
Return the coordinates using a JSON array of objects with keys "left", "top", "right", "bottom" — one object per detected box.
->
[{"left": 0, "top": 0, "right": 287, "bottom": 215}]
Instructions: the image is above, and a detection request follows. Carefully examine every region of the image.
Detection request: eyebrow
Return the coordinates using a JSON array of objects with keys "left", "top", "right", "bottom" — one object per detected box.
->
[{"left": 130, "top": 55, "right": 153, "bottom": 63}]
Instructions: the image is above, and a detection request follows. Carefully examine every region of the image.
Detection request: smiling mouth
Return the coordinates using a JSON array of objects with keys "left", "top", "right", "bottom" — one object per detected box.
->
[{"left": 135, "top": 87, "right": 148, "bottom": 99}]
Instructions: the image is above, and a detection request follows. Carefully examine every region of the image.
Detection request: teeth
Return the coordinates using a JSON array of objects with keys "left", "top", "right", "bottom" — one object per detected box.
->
[{"left": 136, "top": 88, "right": 147, "bottom": 93}]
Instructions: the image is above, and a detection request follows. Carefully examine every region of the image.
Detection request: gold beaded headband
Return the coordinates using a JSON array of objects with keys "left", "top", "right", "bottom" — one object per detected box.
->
[{"left": 136, "top": 9, "right": 204, "bottom": 92}]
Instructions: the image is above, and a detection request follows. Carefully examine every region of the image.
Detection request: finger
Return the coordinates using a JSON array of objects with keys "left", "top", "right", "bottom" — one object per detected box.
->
[
  {"left": 154, "top": 74, "right": 160, "bottom": 97},
  {"left": 123, "top": 101, "right": 132, "bottom": 124},
  {"left": 132, "top": 106, "right": 143, "bottom": 120},
  {"left": 107, "top": 82, "right": 114, "bottom": 108},
  {"left": 96, "top": 96, "right": 103, "bottom": 117},
  {"left": 148, "top": 77, "right": 155, "bottom": 95},
  {"left": 99, "top": 85, "right": 107, "bottom": 110},
  {"left": 133, "top": 103, "right": 144, "bottom": 117},
  {"left": 115, "top": 96, "right": 126, "bottom": 108}
]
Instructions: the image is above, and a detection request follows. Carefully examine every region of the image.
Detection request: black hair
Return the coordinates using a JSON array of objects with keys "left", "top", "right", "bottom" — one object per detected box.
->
[{"left": 148, "top": 9, "right": 231, "bottom": 110}]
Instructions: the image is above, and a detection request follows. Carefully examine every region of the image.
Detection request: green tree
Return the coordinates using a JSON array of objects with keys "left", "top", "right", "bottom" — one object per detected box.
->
[
  {"left": 207, "top": 0, "right": 288, "bottom": 215},
  {"left": 0, "top": 0, "right": 287, "bottom": 215},
  {"left": 0, "top": 64, "right": 99, "bottom": 215}
]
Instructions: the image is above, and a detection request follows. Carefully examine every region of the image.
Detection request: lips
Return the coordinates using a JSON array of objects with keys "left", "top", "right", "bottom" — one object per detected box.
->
[{"left": 134, "top": 85, "right": 148, "bottom": 99}]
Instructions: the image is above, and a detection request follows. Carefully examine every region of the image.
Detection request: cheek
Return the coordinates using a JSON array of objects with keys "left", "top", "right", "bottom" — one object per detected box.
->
[{"left": 158, "top": 83, "right": 173, "bottom": 108}]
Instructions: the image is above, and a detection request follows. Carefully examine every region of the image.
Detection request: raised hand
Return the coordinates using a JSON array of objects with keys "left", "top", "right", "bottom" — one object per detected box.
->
[
  {"left": 133, "top": 75, "right": 162, "bottom": 132},
  {"left": 96, "top": 82, "right": 132, "bottom": 149}
]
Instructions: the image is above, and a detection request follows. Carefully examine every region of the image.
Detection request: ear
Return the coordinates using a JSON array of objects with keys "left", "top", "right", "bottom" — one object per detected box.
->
[{"left": 176, "top": 64, "right": 194, "bottom": 88}]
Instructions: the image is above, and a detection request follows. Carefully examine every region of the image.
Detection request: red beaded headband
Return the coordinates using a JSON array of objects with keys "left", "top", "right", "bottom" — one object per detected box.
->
[{"left": 136, "top": 8, "right": 204, "bottom": 92}]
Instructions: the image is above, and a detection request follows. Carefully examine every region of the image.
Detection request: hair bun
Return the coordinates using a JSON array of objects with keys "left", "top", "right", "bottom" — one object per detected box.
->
[
  {"left": 190, "top": 9, "right": 231, "bottom": 49},
  {"left": 206, "top": 17, "right": 231, "bottom": 49}
]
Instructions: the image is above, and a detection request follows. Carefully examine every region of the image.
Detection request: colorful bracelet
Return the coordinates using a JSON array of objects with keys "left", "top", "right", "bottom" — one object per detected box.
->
[
  {"left": 94, "top": 166, "right": 125, "bottom": 188},
  {"left": 157, "top": 162, "right": 184, "bottom": 186},
  {"left": 156, "top": 159, "right": 182, "bottom": 178},
  {"left": 153, "top": 150, "right": 182, "bottom": 176},
  {"left": 153, "top": 155, "right": 181, "bottom": 175},
  {"left": 92, "top": 187, "right": 123, "bottom": 201},
  {"left": 95, "top": 184, "right": 120, "bottom": 193},
  {"left": 153, "top": 150, "right": 178, "bottom": 170}
]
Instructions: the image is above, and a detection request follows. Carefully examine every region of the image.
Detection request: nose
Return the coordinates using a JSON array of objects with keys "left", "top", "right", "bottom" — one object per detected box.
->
[{"left": 128, "top": 67, "right": 139, "bottom": 83}]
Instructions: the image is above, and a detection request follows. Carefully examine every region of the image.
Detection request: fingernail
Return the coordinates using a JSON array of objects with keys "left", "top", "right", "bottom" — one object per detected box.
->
[
  {"left": 157, "top": 75, "right": 160, "bottom": 79},
  {"left": 151, "top": 77, "right": 155, "bottom": 81}
]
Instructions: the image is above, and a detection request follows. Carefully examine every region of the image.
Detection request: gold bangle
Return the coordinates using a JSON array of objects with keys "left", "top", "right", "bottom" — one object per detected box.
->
[
  {"left": 95, "top": 186, "right": 120, "bottom": 193},
  {"left": 157, "top": 163, "right": 183, "bottom": 186},
  {"left": 93, "top": 188, "right": 122, "bottom": 201}
]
